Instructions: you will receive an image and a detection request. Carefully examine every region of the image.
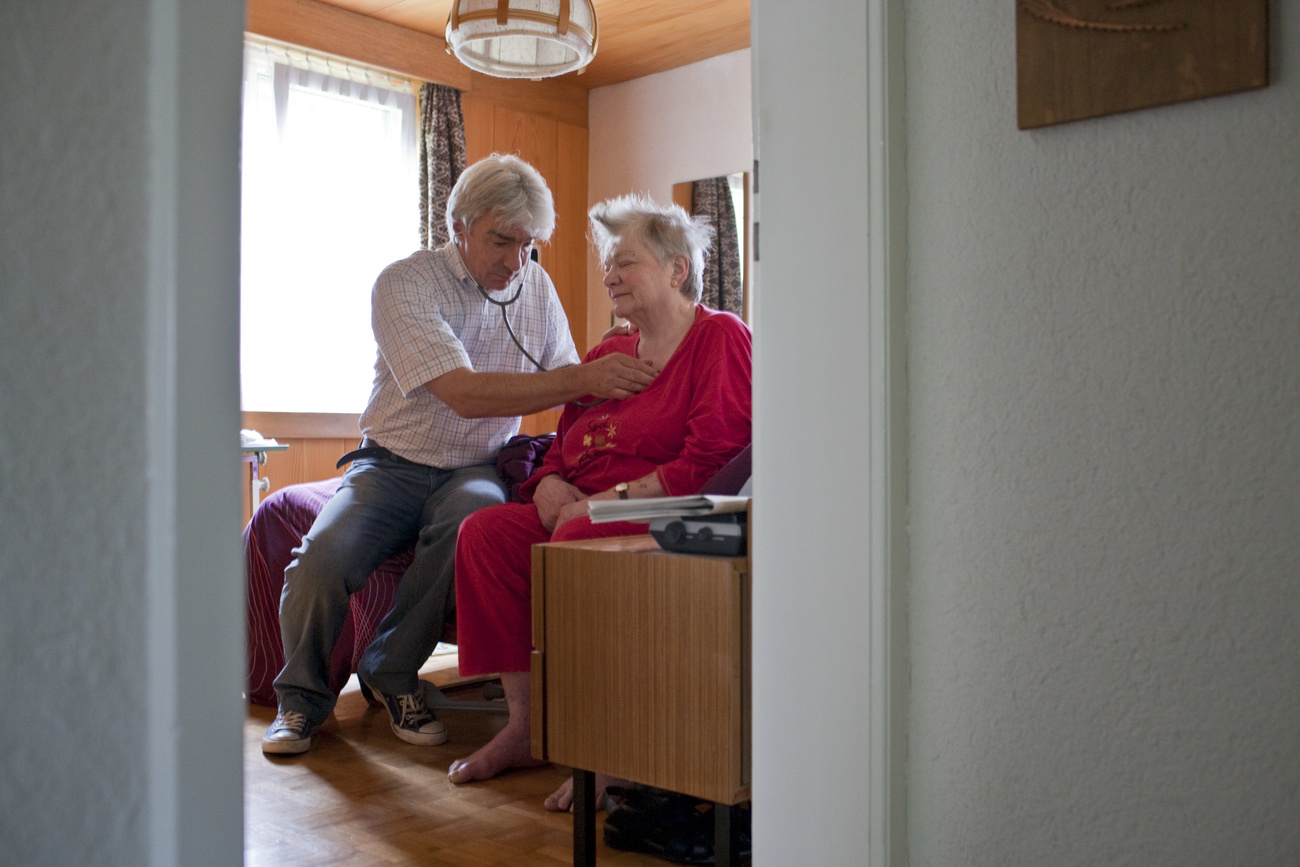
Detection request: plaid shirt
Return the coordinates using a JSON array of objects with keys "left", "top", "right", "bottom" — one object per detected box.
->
[{"left": 358, "top": 243, "right": 579, "bottom": 469}]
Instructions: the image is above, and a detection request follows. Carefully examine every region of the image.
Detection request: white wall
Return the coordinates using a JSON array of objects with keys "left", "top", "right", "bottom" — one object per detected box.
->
[
  {"left": 586, "top": 50, "right": 753, "bottom": 345},
  {"left": 0, "top": 2, "right": 245, "bottom": 864},
  {"left": 751, "top": 0, "right": 913, "bottom": 862},
  {"left": 905, "top": 3, "right": 1300, "bottom": 865}
]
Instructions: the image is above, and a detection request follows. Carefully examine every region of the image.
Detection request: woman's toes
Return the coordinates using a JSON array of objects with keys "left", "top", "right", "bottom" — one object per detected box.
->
[
  {"left": 447, "top": 757, "right": 479, "bottom": 785},
  {"left": 544, "top": 779, "right": 574, "bottom": 812}
]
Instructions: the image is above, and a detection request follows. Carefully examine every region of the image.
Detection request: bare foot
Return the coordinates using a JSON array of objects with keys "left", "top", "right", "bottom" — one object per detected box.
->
[
  {"left": 447, "top": 722, "right": 546, "bottom": 785},
  {"left": 543, "top": 772, "right": 629, "bottom": 812}
]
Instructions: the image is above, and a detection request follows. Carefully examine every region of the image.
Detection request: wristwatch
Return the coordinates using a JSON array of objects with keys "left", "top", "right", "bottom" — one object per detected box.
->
[{"left": 614, "top": 482, "right": 630, "bottom": 499}]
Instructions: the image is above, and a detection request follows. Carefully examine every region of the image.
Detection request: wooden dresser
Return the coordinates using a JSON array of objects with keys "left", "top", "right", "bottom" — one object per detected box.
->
[{"left": 531, "top": 534, "right": 751, "bottom": 865}]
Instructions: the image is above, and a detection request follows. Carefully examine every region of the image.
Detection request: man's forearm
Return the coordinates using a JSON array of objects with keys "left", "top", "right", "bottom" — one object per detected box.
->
[
  {"left": 426, "top": 365, "right": 588, "bottom": 419},
  {"left": 429, "top": 352, "right": 657, "bottom": 418}
]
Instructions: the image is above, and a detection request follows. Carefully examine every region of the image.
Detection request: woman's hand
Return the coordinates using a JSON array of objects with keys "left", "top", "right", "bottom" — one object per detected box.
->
[
  {"left": 552, "top": 499, "right": 591, "bottom": 533},
  {"left": 534, "top": 474, "right": 586, "bottom": 533}
]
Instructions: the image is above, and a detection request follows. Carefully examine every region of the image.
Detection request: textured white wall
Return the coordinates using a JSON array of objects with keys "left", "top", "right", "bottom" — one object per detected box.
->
[
  {"left": 0, "top": 2, "right": 244, "bottom": 864},
  {"left": 0, "top": 8, "right": 154, "bottom": 860},
  {"left": 586, "top": 50, "right": 753, "bottom": 344},
  {"left": 906, "top": 4, "right": 1300, "bottom": 865}
]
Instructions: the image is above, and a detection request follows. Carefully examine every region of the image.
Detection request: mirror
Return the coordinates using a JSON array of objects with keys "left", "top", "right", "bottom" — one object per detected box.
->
[{"left": 672, "top": 171, "right": 752, "bottom": 324}]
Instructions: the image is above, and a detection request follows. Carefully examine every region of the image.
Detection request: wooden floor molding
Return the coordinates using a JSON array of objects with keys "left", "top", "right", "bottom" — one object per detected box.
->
[{"left": 244, "top": 679, "right": 678, "bottom": 866}]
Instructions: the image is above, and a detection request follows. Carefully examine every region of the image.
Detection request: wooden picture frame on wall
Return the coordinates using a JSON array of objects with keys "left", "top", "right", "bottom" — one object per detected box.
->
[{"left": 1016, "top": 0, "right": 1268, "bottom": 130}]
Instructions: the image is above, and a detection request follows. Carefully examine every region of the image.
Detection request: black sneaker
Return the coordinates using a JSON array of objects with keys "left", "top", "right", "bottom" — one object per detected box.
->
[
  {"left": 364, "top": 682, "right": 448, "bottom": 746},
  {"left": 261, "top": 709, "right": 315, "bottom": 755}
]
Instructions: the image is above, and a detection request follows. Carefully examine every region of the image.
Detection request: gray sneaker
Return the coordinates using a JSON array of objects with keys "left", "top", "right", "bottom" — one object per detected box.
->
[
  {"left": 365, "top": 682, "right": 448, "bottom": 746},
  {"left": 261, "top": 709, "right": 315, "bottom": 755}
]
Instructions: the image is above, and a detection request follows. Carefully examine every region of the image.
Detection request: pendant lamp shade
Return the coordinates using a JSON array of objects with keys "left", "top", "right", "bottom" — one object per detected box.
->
[{"left": 446, "top": 0, "right": 599, "bottom": 80}]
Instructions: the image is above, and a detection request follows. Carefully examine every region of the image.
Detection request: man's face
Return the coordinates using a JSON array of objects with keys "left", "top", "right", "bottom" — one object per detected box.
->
[{"left": 453, "top": 215, "right": 535, "bottom": 292}]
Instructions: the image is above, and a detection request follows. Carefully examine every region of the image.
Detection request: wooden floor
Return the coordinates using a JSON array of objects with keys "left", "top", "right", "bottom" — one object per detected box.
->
[{"left": 244, "top": 676, "right": 678, "bottom": 866}]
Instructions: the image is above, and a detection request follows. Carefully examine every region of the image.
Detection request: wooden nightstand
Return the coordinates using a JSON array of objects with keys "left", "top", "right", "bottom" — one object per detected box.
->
[{"left": 531, "top": 535, "right": 750, "bottom": 866}]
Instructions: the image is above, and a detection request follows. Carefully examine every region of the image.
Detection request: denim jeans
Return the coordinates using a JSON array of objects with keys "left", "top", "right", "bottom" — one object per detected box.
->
[{"left": 273, "top": 456, "right": 508, "bottom": 725}]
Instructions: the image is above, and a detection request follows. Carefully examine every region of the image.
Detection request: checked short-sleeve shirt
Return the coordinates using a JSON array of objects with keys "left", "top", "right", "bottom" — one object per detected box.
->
[{"left": 358, "top": 243, "right": 579, "bottom": 469}]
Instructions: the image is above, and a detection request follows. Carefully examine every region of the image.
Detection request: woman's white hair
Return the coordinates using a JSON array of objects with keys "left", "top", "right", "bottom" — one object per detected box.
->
[
  {"left": 588, "top": 194, "right": 714, "bottom": 302},
  {"left": 446, "top": 153, "right": 556, "bottom": 242}
]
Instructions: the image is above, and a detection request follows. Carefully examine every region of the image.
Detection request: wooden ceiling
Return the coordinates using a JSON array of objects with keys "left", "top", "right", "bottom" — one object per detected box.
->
[{"left": 311, "top": 0, "right": 752, "bottom": 89}]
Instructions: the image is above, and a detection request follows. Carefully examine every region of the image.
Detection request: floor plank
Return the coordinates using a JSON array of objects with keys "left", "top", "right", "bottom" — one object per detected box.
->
[{"left": 245, "top": 678, "right": 688, "bottom": 866}]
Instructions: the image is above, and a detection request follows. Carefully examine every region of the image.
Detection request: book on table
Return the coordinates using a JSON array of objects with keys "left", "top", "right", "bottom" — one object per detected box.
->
[{"left": 587, "top": 495, "right": 748, "bottom": 524}]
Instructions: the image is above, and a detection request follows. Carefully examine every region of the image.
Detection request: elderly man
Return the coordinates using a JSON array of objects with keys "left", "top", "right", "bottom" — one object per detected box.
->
[{"left": 263, "top": 154, "right": 656, "bottom": 755}]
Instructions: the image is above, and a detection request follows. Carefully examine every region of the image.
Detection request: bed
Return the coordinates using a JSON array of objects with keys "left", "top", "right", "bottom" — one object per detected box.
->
[{"left": 243, "top": 436, "right": 749, "bottom": 708}]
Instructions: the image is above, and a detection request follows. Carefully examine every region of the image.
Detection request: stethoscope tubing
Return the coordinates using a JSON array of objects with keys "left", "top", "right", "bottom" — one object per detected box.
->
[{"left": 474, "top": 263, "right": 604, "bottom": 408}]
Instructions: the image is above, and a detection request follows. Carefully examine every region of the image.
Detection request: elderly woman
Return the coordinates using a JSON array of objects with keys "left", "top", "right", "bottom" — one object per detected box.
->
[{"left": 447, "top": 194, "right": 752, "bottom": 805}]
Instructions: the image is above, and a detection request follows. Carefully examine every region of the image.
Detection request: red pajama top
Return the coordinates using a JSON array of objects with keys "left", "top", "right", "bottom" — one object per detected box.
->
[{"left": 519, "top": 304, "right": 752, "bottom": 500}]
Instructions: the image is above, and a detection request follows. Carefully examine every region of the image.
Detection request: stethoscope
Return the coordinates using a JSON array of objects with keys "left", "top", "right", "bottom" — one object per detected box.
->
[
  {"left": 474, "top": 267, "right": 547, "bottom": 372},
  {"left": 472, "top": 251, "right": 604, "bottom": 408}
]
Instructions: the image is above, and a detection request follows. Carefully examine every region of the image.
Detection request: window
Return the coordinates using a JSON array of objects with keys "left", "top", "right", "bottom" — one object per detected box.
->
[{"left": 240, "top": 41, "right": 419, "bottom": 413}]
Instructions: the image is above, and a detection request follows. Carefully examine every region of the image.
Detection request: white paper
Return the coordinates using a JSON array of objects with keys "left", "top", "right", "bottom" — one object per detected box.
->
[{"left": 587, "top": 495, "right": 749, "bottom": 524}]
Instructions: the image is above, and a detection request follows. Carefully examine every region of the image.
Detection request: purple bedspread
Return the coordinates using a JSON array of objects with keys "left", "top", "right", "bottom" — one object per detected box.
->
[{"left": 244, "top": 478, "right": 415, "bottom": 707}]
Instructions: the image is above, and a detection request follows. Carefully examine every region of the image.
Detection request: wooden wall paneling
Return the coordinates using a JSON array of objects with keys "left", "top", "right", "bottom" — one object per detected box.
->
[
  {"left": 518, "top": 408, "right": 562, "bottom": 437},
  {"left": 465, "top": 71, "right": 588, "bottom": 130},
  {"left": 260, "top": 437, "right": 350, "bottom": 495},
  {"left": 243, "top": 411, "right": 360, "bottom": 440},
  {"left": 493, "top": 106, "right": 559, "bottom": 186},
  {"left": 460, "top": 95, "right": 495, "bottom": 164},
  {"left": 553, "top": 121, "right": 590, "bottom": 354},
  {"left": 246, "top": 0, "right": 470, "bottom": 87}
]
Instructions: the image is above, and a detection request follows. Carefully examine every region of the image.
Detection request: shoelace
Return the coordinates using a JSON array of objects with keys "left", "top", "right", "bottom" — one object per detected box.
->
[
  {"left": 396, "top": 693, "right": 432, "bottom": 727},
  {"left": 275, "top": 710, "right": 309, "bottom": 735}
]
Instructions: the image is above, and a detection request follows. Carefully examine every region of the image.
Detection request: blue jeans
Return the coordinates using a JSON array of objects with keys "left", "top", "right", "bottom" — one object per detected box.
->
[{"left": 273, "top": 456, "right": 508, "bottom": 725}]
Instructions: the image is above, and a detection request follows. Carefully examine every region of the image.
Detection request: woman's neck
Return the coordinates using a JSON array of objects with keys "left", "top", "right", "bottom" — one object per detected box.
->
[{"left": 632, "top": 301, "right": 698, "bottom": 371}]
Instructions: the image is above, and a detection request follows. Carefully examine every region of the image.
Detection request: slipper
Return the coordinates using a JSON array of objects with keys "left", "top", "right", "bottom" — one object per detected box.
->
[{"left": 602, "top": 785, "right": 750, "bottom": 865}]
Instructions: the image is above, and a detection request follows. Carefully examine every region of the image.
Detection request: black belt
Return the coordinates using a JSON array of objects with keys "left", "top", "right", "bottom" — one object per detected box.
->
[{"left": 336, "top": 438, "right": 427, "bottom": 470}]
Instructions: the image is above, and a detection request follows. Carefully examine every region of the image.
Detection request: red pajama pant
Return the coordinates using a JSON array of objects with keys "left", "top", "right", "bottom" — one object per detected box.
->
[{"left": 454, "top": 502, "right": 646, "bottom": 676}]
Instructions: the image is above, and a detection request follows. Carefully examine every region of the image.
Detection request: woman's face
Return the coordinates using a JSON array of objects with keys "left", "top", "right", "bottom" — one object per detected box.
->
[{"left": 602, "top": 237, "right": 685, "bottom": 324}]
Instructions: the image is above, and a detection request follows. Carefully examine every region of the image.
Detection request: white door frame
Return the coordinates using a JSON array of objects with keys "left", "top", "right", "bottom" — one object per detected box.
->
[{"left": 750, "top": 1, "right": 908, "bottom": 863}]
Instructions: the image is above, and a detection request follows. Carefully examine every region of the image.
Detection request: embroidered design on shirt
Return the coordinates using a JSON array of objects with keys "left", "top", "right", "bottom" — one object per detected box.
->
[{"left": 576, "top": 414, "right": 617, "bottom": 471}]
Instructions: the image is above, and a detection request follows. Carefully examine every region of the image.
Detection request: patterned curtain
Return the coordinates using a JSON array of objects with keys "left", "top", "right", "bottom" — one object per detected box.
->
[
  {"left": 418, "top": 82, "right": 467, "bottom": 249},
  {"left": 691, "top": 176, "right": 743, "bottom": 316}
]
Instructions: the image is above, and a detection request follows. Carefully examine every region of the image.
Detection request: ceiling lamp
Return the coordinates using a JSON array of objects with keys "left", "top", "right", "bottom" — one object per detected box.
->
[{"left": 446, "top": 0, "right": 599, "bottom": 80}]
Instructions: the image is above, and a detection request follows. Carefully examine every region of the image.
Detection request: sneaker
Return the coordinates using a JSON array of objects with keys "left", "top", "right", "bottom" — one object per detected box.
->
[
  {"left": 364, "top": 681, "right": 448, "bottom": 746},
  {"left": 261, "top": 709, "right": 315, "bottom": 755}
]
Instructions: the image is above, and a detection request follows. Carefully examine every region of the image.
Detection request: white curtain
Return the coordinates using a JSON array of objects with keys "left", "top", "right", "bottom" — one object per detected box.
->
[{"left": 240, "top": 41, "right": 419, "bottom": 414}]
